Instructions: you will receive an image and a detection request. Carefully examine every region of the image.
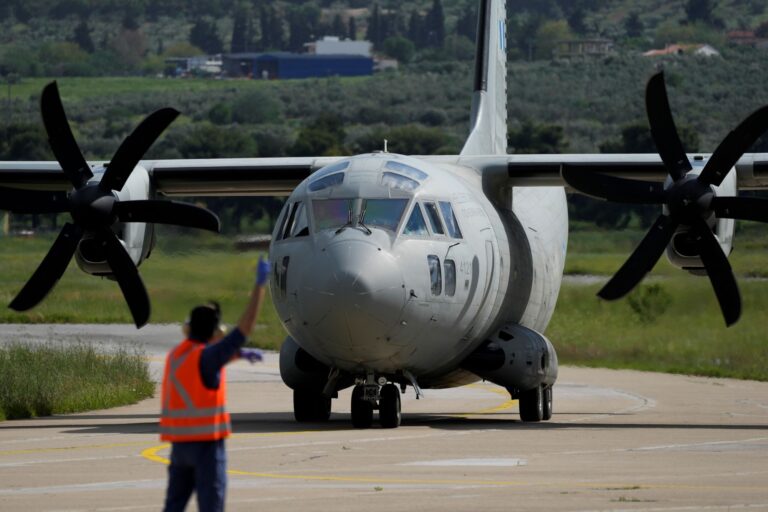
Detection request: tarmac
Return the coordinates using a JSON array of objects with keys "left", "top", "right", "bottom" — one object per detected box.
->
[{"left": 0, "top": 324, "right": 767, "bottom": 511}]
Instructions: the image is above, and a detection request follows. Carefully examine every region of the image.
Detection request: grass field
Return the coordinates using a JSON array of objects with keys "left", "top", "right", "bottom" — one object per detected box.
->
[
  {"left": 0, "top": 225, "right": 766, "bottom": 380},
  {"left": 0, "top": 342, "right": 153, "bottom": 420}
]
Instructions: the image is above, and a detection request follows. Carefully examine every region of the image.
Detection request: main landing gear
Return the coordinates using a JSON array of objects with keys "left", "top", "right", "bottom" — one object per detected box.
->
[
  {"left": 351, "top": 376, "right": 403, "bottom": 429},
  {"left": 518, "top": 384, "right": 553, "bottom": 422}
]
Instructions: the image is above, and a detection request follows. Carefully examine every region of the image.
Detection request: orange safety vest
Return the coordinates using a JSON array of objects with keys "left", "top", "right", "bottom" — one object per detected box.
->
[{"left": 159, "top": 339, "right": 232, "bottom": 442}]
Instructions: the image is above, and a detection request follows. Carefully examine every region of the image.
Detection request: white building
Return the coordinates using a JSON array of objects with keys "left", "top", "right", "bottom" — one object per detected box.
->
[{"left": 304, "top": 36, "right": 372, "bottom": 57}]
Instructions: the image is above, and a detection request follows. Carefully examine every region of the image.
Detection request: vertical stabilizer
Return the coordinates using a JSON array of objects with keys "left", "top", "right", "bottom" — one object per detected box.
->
[{"left": 461, "top": 0, "right": 507, "bottom": 156}]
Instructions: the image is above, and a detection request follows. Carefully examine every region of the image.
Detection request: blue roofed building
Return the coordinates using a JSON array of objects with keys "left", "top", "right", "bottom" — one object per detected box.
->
[{"left": 222, "top": 52, "right": 373, "bottom": 80}]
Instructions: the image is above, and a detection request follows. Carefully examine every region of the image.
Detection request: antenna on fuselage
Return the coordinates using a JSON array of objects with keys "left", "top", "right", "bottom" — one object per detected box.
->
[{"left": 383, "top": 139, "right": 388, "bottom": 153}]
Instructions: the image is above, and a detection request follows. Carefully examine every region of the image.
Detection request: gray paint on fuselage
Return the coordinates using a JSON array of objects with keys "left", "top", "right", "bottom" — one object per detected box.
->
[{"left": 269, "top": 153, "right": 568, "bottom": 387}]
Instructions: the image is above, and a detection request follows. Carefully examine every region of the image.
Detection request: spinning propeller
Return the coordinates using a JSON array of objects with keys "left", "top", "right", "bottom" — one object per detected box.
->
[
  {"left": 562, "top": 72, "right": 768, "bottom": 327},
  {"left": 2, "top": 81, "right": 221, "bottom": 328}
]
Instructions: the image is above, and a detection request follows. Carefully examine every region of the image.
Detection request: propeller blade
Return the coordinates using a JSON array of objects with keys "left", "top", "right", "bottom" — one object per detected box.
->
[
  {"left": 645, "top": 72, "right": 692, "bottom": 182},
  {"left": 692, "top": 219, "right": 741, "bottom": 327},
  {"left": 40, "top": 82, "right": 92, "bottom": 189},
  {"left": 598, "top": 215, "right": 678, "bottom": 300},
  {"left": 711, "top": 196, "right": 768, "bottom": 223},
  {"left": 99, "top": 229, "right": 150, "bottom": 328},
  {"left": 9, "top": 223, "right": 83, "bottom": 311},
  {"left": 561, "top": 166, "right": 666, "bottom": 204},
  {"left": 699, "top": 106, "right": 768, "bottom": 187},
  {"left": 113, "top": 200, "right": 220, "bottom": 232},
  {"left": 0, "top": 187, "right": 69, "bottom": 214},
  {"left": 100, "top": 108, "right": 180, "bottom": 193}
]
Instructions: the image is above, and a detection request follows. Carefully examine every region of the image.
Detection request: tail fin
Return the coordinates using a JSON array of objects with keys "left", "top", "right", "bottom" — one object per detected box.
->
[{"left": 461, "top": 0, "right": 508, "bottom": 156}]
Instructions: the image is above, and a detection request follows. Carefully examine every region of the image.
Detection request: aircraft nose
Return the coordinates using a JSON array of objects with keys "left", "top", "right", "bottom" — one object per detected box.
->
[{"left": 298, "top": 239, "right": 406, "bottom": 362}]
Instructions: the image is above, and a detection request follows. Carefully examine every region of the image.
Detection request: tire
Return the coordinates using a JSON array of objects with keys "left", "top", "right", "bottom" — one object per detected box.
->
[
  {"left": 519, "top": 385, "right": 544, "bottom": 422},
  {"left": 542, "top": 386, "right": 553, "bottom": 421},
  {"left": 293, "top": 390, "right": 331, "bottom": 422},
  {"left": 379, "top": 384, "right": 401, "bottom": 428},
  {"left": 351, "top": 385, "right": 373, "bottom": 428}
]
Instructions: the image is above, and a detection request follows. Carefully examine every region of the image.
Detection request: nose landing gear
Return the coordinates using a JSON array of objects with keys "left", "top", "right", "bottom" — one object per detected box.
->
[{"left": 350, "top": 375, "right": 403, "bottom": 429}]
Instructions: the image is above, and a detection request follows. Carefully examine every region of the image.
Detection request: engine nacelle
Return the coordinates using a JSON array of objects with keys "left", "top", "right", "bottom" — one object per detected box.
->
[
  {"left": 665, "top": 164, "right": 736, "bottom": 275},
  {"left": 460, "top": 323, "right": 558, "bottom": 393},
  {"left": 74, "top": 165, "right": 155, "bottom": 276},
  {"left": 279, "top": 336, "right": 333, "bottom": 391}
]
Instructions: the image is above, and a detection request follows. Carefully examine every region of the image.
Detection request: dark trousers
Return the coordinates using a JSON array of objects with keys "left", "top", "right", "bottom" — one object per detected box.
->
[{"left": 163, "top": 439, "right": 227, "bottom": 512}]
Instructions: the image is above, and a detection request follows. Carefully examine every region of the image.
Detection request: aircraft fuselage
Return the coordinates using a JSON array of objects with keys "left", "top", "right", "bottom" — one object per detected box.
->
[{"left": 270, "top": 153, "right": 568, "bottom": 388}]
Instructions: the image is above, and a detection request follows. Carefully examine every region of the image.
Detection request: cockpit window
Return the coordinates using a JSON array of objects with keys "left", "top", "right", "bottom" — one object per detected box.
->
[
  {"left": 312, "top": 198, "right": 353, "bottom": 231},
  {"left": 428, "top": 255, "right": 442, "bottom": 295},
  {"left": 439, "top": 201, "right": 462, "bottom": 239},
  {"left": 403, "top": 204, "right": 428, "bottom": 236},
  {"left": 424, "top": 202, "right": 445, "bottom": 235},
  {"left": 288, "top": 202, "right": 309, "bottom": 237},
  {"left": 361, "top": 199, "right": 408, "bottom": 232},
  {"left": 381, "top": 172, "right": 419, "bottom": 192},
  {"left": 311, "top": 160, "right": 350, "bottom": 181},
  {"left": 309, "top": 172, "right": 344, "bottom": 192},
  {"left": 385, "top": 161, "right": 429, "bottom": 181}
]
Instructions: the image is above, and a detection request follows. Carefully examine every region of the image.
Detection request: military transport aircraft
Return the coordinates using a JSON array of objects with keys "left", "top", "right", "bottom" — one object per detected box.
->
[{"left": 2, "top": 0, "right": 768, "bottom": 429}]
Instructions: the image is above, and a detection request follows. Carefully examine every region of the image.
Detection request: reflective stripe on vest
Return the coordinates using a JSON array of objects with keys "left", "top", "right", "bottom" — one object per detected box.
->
[{"left": 160, "top": 340, "right": 231, "bottom": 442}]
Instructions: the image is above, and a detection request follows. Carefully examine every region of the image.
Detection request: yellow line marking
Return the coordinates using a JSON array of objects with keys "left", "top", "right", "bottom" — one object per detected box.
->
[
  {"left": 140, "top": 442, "right": 768, "bottom": 491},
  {"left": 0, "top": 441, "right": 156, "bottom": 457}
]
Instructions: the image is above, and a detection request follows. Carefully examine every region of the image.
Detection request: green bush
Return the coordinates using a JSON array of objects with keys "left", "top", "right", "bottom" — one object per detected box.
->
[{"left": 627, "top": 283, "right": 672, "bottom": 324}]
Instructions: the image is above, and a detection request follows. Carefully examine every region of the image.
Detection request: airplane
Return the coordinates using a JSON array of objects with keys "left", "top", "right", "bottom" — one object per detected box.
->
[{"left": 2, "top": 0, "right": 768, "bottom": 429}]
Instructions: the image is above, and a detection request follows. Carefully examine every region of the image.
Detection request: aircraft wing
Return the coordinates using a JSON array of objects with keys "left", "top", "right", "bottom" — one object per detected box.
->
[
  {"left": 424, "top": 153, "right": 768, "bottom": 190},
  {"left": 2, "top": 152, "right": 768, "bottom": 197},
  {"left": 0, "top": 157, "right": 344, "bottom": 197}
]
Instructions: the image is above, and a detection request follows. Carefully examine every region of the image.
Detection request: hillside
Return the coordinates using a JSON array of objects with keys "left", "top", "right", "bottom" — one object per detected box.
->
[{"left": 2, "top": 1, "right": 768, "bottom": 78}]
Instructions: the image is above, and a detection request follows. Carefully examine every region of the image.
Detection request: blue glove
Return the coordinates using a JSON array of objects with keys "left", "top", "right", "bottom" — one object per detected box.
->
[
  {"left": 256, "top": 256, "right": 271, "bottom": 286},
  {"left": 240, "top": 348, "right": 263, "bottom": 363}
]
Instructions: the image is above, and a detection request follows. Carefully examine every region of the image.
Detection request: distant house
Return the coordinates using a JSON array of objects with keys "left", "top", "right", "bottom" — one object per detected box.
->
[
  {"left": 727, "top": 30, "right": 768, "bottom": 49},
  {"left": 642, "top": 44, "right": 720, "bottom": 57},
  {"left": 222, "top": 52, "right": 373, "bottom": 79},
  {"left": 304, "top": 36, "right": 372, "bottom": 57},
  {"left": 554, "top": 39, "right": 613, "bottom": 58}
]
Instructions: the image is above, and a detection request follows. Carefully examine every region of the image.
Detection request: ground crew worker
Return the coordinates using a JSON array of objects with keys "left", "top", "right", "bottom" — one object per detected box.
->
[{"left": 160, "top": 256, "right": 270, "bottom": 512}]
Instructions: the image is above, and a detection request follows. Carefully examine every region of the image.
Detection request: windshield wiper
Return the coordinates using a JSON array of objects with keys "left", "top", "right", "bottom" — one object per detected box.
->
[
  {"left": 357, "top": 208, "right": 372, "bottom": 235},
  {"left": 335, "top": 203, "right": 355, "bottom": 234}
]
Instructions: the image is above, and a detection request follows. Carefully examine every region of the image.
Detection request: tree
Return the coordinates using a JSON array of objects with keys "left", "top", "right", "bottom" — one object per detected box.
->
[
  {"left": 383, "top": 36, "right": 415, "bottom": 63},
  {"left": 509, "top": 121, "right": 568, "bottom": 154},
  {"left": 230, "top": 6, "right": 252, "bottom": 53},
  {"left": 456, "top": 3, "right": 476, "bottom": 41},
  {"left": 624, "top": 12, "right": 644, "bottom": 38},
  {"left": 190, "top": 18, "right": 223, "bottom": 54},
  {"left": 534, "top": 19, "right": 572, "bottom": 60},
  {"left": 72, "top": 19, "right": 95, "bottom": 53},
  {"left": 408, "top": 10, "right": 425, "bottom": 48},
  {"left": 424, "top": 0, "right": 446, "bottom": 48},
  {"left": 231, "top": 89, "right": 283, "bottom": 124},
  {"left": 291, "top": 114, "right": 347, "bottom": 156},
  {"left": 348, "top": 16, "right": 357, "bottom": 40},
  {"left": 685, "top": 0, "right": 719, "bottom": 26},
  {"left": 599, "top": 123, "right": 700, "bottom": 154},
  {"left": 330, "top": 13, "right": 345, "bottom": 37},
  {"left": 367, "top": 3, "right": 382, "bottom": 50},
  {"left": 288, "top": 4, "right": 321, "bottom": 52},
  {"left": 0, "top": 124, "right": 51, "bottom": 160}
]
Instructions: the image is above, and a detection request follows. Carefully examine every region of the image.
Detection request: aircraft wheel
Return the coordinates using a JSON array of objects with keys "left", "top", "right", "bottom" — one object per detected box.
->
[
  {"left": 519, "top": 385, "right": 544, "bottom": 422},
  {"left": 293, "top": 389, "right": 331, "bottom": 422},
  {"left": 542, "top": 386, "right": 553, "bottom": 421},
  {"left": 379, "top": 384, "right": 401, "bottom": 428},
  {"left": 351, "top": 385, "right": 373, "bottom": 428}
]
